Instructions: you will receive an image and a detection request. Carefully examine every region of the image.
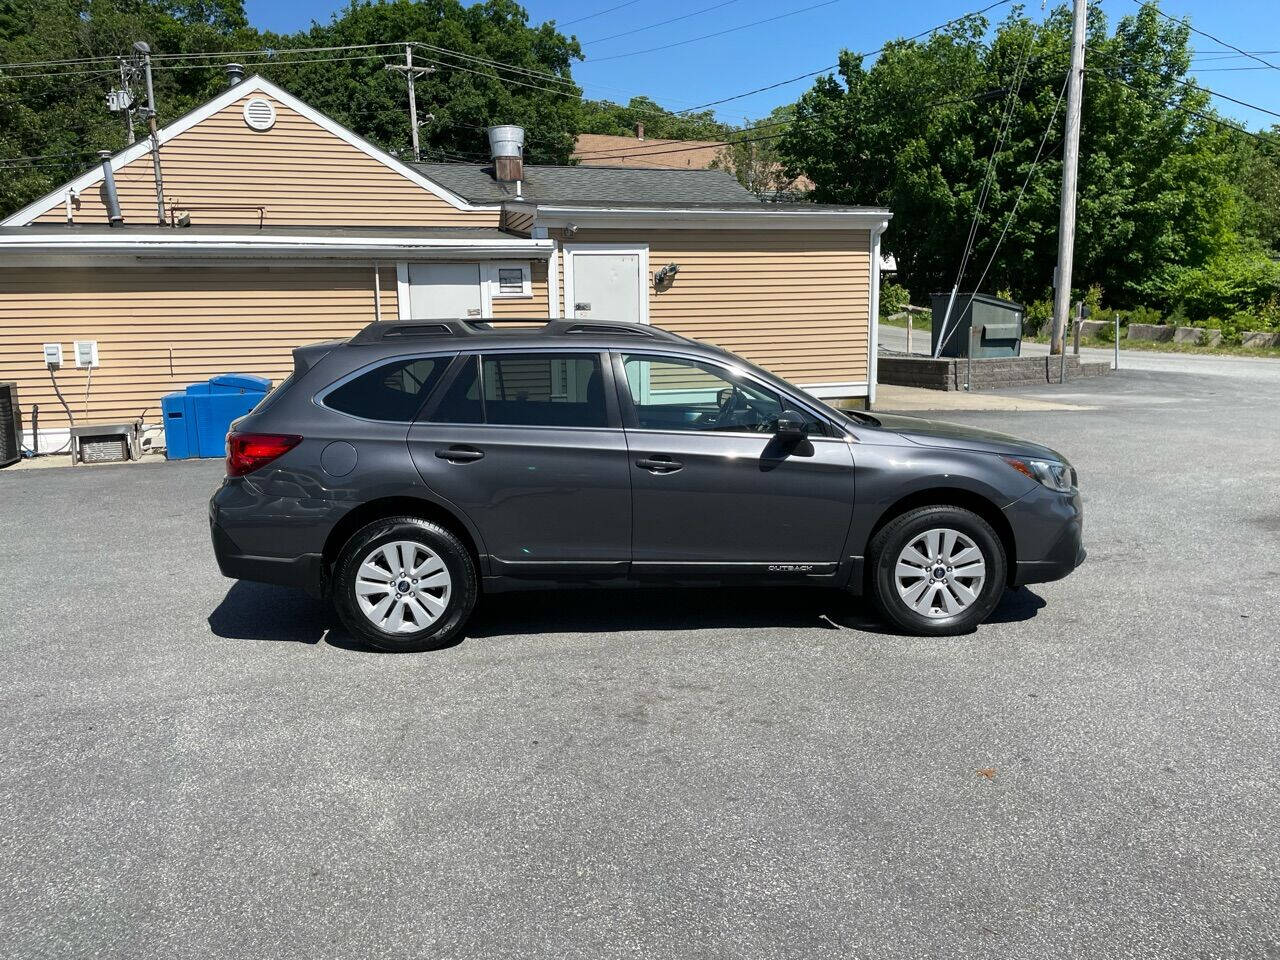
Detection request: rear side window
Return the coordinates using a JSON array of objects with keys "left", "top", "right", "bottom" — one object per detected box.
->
[
  {"left": 483, "top": 354, "right": 607, "bottom": 427},
  {"left": 431, "top": 355, "right": 483, "bottom": 424},
  {"left": 323, "top": 356, "right": 448, "bottom": 422}
]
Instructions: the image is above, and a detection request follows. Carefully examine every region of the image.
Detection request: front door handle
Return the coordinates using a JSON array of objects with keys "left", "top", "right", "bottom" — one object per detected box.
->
[
  {"left": 436, "top": 446, "right": 484, "bottom": 463},
  {"left": 636, "top": 456, "right": 683, "bottom": 474}
]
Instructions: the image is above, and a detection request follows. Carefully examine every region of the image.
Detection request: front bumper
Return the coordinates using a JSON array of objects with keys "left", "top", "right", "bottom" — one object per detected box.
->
[{"left": 1004, "top": 485, "right": 1085, "bottom": 586}]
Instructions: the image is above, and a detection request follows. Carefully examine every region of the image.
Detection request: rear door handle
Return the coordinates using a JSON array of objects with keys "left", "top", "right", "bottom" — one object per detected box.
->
[
  {"left": 436, "top": 446, "right": 484, "bottom": 463},
  {"left": 636, "top": 456, "right": 683, "bottom": 473}
]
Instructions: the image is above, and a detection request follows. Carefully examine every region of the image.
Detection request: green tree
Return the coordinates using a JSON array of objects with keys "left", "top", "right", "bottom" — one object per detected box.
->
[
  {"left": 778, "top": 3, "right": 1250, "bottom": 311},
  {"left": 0, "top": 0, "right": 587, "bottom": 217}
]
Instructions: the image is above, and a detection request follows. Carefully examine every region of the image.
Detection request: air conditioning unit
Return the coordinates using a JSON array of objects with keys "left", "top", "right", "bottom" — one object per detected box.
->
[
  {"left": 0, "top": 382, "right": 20, "bottom": 469},
  {"left": 70, "top": 421, "right": 142, "bottom": 465}
]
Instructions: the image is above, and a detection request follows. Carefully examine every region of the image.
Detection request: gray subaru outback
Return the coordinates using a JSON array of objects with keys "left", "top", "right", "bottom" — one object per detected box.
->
[{"left": 209, "top": 319, "right": 1083, "bottom": 651}]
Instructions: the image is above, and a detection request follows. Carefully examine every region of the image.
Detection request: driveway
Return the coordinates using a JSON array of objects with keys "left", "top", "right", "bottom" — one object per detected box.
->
[{"left": 1, "top": 367, "right": 1277, "bottom": 959}]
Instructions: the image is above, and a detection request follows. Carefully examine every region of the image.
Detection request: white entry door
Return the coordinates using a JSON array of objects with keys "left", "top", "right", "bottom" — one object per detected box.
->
[
  {"left": 564, "top": 244, "right": 648, "bottom": 324},
  {"left": 402, "top": 262, "right": 484, "bottom": 319}
]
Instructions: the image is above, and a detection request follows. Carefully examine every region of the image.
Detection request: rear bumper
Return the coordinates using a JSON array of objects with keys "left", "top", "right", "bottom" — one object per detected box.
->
[{"left": 209, "top": 484, "right": 329, "bottom": 597}]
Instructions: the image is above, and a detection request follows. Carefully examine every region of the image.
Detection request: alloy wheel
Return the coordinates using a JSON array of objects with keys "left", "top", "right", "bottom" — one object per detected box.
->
[
  {"left": 354, "top": 540, "right": 452, "bottom": 634},
  {"left": 894, "top": 527, "right": 987, "bottom": 619}
]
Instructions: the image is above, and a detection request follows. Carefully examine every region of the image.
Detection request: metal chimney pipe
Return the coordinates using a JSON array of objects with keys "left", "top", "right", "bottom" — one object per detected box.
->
[
  {"left": 98, "top": 150, "right": 123, "bottom": 227},
  {"left": 487, "top": 125, "right": 525, "bottom": 183},
  {"left": 226, "top": 63, "right": 244, "bottom": 87}
]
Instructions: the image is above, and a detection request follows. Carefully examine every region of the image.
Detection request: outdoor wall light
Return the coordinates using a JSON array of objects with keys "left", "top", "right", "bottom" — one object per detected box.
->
[{"left": 654, "top": 262, "right": 680, "bottom": 290}]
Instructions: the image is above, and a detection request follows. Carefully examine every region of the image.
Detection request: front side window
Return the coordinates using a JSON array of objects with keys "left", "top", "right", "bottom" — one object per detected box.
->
[
  {"left": 483, "top": 354, "right": 607, "bottom": 427},
  {"left": 323, "top": 356, "right": 448, "bottom": 422},
  {"left": 621, "top": 354, "right": 827, "bottom": 435}
]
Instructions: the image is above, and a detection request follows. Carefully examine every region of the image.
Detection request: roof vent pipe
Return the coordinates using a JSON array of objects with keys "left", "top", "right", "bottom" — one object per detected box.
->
[
  {"left": 225, "top": 63, "right": 244, "bottom": 87},
  {"left": 488, "top": 125, "right": 525, "bottom": 183},
  {"left": 98, "top": 150, "right": 123, "bottom": 227}
]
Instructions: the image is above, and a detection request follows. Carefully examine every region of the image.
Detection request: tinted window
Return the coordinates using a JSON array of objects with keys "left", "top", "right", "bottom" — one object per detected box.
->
[
  {"left": 430, "top": 355, "right": 483, "bottom": 424},
  {"left": 621, "top": 354, "right": 827, "bottom": 435},
  {"left": 482, "top": 354, "right": 607, "bottom": 428},
  {"left": 323, "top": 357, "right": 448, "bottom": 422}
]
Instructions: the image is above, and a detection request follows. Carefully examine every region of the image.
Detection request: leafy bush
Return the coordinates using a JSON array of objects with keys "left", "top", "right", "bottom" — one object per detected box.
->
[
  {"left": 1163, "top": 245, "right": 1280, "bottom": 323},
  {"left": 1123, "top": 305, "right": 1162, "bottom": 327},
  {"left": 1024, "top": 298, "right": 1053, "bottom": 337},
  {"left": 881, "top": 282, "right": 911, "bottom": 316}
]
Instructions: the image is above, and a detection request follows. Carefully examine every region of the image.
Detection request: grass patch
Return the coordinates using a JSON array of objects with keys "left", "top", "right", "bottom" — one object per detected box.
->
[
  {"left": 880, "top": 312, "right": 932, "bottom": 331},
  {"left": 1024, "top": 331, "right": 1280, "bottom": 358}
]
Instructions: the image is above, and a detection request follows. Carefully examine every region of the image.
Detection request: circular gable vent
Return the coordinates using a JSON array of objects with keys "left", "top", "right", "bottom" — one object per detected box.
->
[{"left": 242, "top": 97, "right": 276, "bottom": 131}]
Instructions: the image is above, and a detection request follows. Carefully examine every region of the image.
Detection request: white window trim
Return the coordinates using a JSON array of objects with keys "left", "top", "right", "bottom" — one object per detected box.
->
[
  {"left": 486, "top": 261, "right": 533, "bottom": 299},
  {"left": 561, "top": 242, "right": 650, "bottom": 325}
]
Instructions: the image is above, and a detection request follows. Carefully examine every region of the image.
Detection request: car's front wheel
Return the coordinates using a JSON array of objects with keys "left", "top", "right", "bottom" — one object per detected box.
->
[
  {"left": 868, "top": 505, "right": 1007, "bottom": 635},
  {"left": 333, "top": 517, "right": 477, "bottom": 652}
]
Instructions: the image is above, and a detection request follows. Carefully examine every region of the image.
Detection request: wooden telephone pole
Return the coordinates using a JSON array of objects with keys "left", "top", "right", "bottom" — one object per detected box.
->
[
  {"left": 1051, "top": 0, "right": 1088, "bottom": 355},
  {"left": 384, "top": 45, "right": 434, "bottom": 161}
]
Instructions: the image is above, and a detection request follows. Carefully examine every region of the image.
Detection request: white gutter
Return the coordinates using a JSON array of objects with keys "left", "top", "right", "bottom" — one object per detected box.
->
[
  {"left": 529, "top": 204, "right": 893, "bottom": 231},
  {"left": 0, "top": 233, "right": 553, "bottom": 259}
]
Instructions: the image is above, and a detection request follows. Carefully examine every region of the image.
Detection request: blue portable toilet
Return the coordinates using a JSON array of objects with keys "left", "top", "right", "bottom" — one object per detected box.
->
[
  {"left": 163, "top": 374, "right": 271, "bottom": 459},
  {"left": 160, "top": 389, "right": 197, "bottom": 460}
]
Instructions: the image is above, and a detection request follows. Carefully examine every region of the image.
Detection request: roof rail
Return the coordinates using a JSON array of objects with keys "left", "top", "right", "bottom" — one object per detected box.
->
[{"left": 350, "top": 318, "right": 688, "bottom": 344}]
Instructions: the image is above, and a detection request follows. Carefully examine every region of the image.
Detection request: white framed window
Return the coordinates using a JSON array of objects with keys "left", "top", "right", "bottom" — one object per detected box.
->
[{"left": 487, "top": 261, "right": 532, "bottom": 299}]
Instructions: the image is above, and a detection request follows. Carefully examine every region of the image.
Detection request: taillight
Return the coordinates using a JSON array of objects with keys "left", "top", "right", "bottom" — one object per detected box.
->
[{"left": 226, "top": 432, "right": 301, "bottom": 478}]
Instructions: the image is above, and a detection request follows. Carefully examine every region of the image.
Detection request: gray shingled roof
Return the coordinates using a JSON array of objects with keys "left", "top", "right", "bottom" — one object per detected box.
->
[{"left": 410, "top": 162, "right": 757, "bottom": 206}]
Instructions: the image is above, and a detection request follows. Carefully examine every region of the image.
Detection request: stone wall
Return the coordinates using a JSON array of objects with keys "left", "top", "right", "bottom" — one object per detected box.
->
[{"left": 878, "top": 353, "right": 1111, "bottom": 391}]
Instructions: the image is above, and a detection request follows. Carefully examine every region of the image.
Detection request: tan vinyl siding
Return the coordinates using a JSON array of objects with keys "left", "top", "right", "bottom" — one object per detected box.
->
[
  {"left": 560, "top": 229, "right": 871, "bottom": 387},
  {"left": 36, "top": 92, "right": 497, "bottom": 227},
  {"left": 489, "top": 260, "right": 550, "bottom": 320},
  {"left": 0, "top": 265, "right": 397, "bottom": 428}
]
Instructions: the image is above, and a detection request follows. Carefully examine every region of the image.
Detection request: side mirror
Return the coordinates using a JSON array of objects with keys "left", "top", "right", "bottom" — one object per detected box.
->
[{"left": 775, "top": 416, "right": 808, "bottom": 438}]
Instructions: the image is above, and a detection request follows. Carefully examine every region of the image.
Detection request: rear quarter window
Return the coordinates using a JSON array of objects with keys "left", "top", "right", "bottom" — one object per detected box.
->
[{"left": 322, "top": 356, "right": 449, "bottom": 422}]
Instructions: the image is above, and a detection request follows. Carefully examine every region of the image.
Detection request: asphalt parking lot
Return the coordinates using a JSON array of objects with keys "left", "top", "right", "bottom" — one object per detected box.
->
[{"left": 2, "top": 365, "right": 1277, "bottom": 959}]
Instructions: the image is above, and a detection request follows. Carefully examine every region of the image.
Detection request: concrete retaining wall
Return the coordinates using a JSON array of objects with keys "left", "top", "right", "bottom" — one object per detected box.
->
[
  {"left": 878, "top": 353, "right": 1111, "bottom": 391},
  {"left": 1128, "top": 323, "right": 1175, "bottom": 342},
  {"left": 1242, "top": 331, "right": 1280, "bottom": 348}
]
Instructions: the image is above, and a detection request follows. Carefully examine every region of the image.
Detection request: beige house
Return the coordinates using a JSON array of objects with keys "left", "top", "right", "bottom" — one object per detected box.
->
[{"left": 0, "top": 76, "right": 889, "bottom": 451}]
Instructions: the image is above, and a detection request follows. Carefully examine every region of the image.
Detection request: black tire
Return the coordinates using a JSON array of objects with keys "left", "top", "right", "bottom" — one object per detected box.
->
[
  {"left": 332, "top": 516, "right": 478, "bottom": 652},
  {"left": 867, "top": 505, "right": 1007, "bottom": 636}
]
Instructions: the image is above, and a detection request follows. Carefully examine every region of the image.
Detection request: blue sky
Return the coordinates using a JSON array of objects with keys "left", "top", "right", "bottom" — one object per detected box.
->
[{"left": 245, "top": 0, "right": 1280, "bottom": 130}]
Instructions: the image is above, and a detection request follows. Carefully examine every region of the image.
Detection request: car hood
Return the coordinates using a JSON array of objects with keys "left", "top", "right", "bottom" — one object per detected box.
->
[{"left": 866, "top": 412, "right": 1068, "bottom": 462}]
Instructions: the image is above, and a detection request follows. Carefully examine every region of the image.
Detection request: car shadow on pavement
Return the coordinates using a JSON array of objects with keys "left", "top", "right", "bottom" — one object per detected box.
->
[
  {"left": 208, "top": 579, "right": 1046, "bottom": 649},
  {"left": 207, "top": 580, "right": 381, "bottom": 652}
]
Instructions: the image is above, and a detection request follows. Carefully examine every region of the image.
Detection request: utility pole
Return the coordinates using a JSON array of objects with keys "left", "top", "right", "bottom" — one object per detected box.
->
[
  {"left": 108, "top": 60, "right": 136, "bottom": 145},
  {"left": 133, "top": 41, "right": 166, "bottom": 225},
  {"left": 1051, "top": 0, "right": 1087, "bottom": 355},
  {"left": 384, "top": 44, "right": 434, "bottom": 161}
]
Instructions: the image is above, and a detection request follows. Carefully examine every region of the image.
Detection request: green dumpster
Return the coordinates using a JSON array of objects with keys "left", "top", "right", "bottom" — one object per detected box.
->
[{"left": 929, "top": 292, "right": 1024, "bottom": 358}]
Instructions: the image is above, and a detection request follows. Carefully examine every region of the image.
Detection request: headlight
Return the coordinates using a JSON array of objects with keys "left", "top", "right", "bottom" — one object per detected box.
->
[{"left": 1004, "top": 456, "right": 1075, "bottom": 492}]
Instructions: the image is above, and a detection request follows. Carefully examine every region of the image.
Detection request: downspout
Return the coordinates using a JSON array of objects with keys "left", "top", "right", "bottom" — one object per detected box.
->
[
  {"left": 372, "top": 261, "right": 383, "bottom": 320},
  {"left": 867, "top": 220, "right": 888, "bottom": 409}
]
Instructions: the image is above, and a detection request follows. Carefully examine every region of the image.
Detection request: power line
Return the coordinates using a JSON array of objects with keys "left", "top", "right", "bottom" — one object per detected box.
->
[
  {"left": 560, "top": 0, "right": 644, "bottom": 28},
  {"left": 935, "top": 69, "right": 1072, "bottom": 355},
  {"left": 1135, "top": 1, "right": 1279, "bottom": 72},
  {"left": 571, "top": 82, "right": 1051, "bottom": 162},
  {"left": 582, "top": 0, "right": 749, "bottom": 44},
  {"left": 670, "top": 0, "right": 1015, "bottom": 115},
  {"left": 1087, "top": 67, "right": 1266, "bottom": 142},
  {"left": 1089, "top": 47, "right": 1280, "bottom": 121},
  {"left": 587, "top": 0, "right": 841, "bottom": 63}
]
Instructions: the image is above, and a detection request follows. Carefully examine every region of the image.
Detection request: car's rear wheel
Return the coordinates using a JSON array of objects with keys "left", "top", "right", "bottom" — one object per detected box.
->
[
  {"left": 868, "top": 505, "right": 1006, "bottom": 636},
  {"left": 333, "top": 517, "right": 477, "bottom": 651}
]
